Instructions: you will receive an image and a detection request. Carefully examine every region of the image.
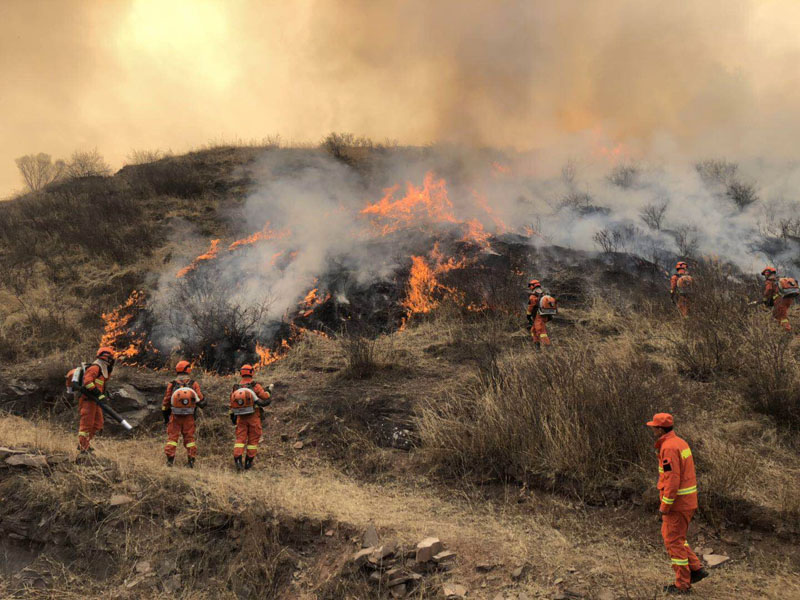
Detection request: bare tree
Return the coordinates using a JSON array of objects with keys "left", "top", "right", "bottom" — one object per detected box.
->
[
  {"left": 561, "top": 159, "right": 577, "bottom": 186},
  {"left": 125, "top": 148, "right": 170, "bottom": 165},
  {"left": 726, "top": 181, "right": 759, "bottom": 211},
  {"left": 639, "top": 199, "right": 669, "bottom": 231},
  {"left": 15, "top": 153, "right": 66, "bottom": 191},
  {"left": 674, "top": 225, "right": 700, "bottom": 257},
  {"left": 65, "top": 148, "right": 111, "bottom": 178},
  {"left": 607, "top": 163, "right": 640, "bottom": 189},
  {"left": 695, "top": 159, "right": 738, "bottom": 187}
]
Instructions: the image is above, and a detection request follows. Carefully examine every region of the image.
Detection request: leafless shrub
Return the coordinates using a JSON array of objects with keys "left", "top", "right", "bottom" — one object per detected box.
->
[
  {"left": 673, "top": 225, "right": 700, "bottom": 258},
  {"left": 639, "top": 199, "right": 669, "bottom": 231},
  {"left": 593, "top": 224, "right": 638, "bottom": 254},
  {"left": 15, "top": 153, "right": 66, "bottom": 191},
  {"left": 607, "top": 163, "right": 640, "bottom": 188},
  {"left": 65, "top": 148, "right": 111, "bottom": 178},
  {"left": 726, "top": 180, "right": 759, "bottom": 211},
  {"left": 561, "top": 159, "right": 577, "bottom": 186},
  {"left": 695, "top": 159, "right": 738, "bottom": 187},
  {"left": 126, "top": 148, "right": 171, "bottom": 165},
  {"left": 321, "top": 132, "right": 374, "bottom": 162}
]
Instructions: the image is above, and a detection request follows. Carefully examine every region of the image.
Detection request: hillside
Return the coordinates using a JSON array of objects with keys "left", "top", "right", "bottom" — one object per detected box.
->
[{"left": 1, "top": 144, "right": 800, "bottom": 599}]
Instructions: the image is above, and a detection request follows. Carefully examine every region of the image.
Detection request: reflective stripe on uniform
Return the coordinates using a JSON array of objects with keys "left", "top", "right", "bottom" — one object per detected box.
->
[
  {"left": 680, "top": 448, "right": 692, "bottom": 459},
  {"left": 246, "top": 445, "right": 258, "bottom": 450},
  {"left": 671, "top": 558, "right": 689, "bottom": 566},
  {"left": 234, "top": 443, "right": 245, "bottom": 448},
  {"left": 186, "top": 442, "right": 196, "bottom": 448},
  {"left": 85, "top": 382, "right": 95, "bottom": 389},
  {"left": 658, "top": 467, "right": 664, "bottom": 473},
  {"left": 662, "top": 497, "right": 675, "bottom": 504},
  {"left": 78, "top": 431, "right": 89, "bottom": 437},
  {"left": 677, "top": 486, "right": 697, "bottom": 495},
  {"left": 167, "top": 441, "right": 178, "bottom": 446},
  {"left": 540, "top": 334, "right": 549, "bottom": 338},
  {"left": 780, "top": 319, "right": 789, "bottom": 324}
]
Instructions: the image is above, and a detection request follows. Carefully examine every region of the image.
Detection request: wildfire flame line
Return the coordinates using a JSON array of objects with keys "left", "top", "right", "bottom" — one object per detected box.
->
[
  {"left": 176, "top": 239, "right": 221, "bottom": 278},
  {"left": 100, "top": 290, "right": 156, "bottom": 362}
]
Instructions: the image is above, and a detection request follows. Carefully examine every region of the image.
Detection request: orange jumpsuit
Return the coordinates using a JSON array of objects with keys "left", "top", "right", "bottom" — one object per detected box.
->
[
  {"left": 527, "top": 293, "right": 550, "bottom": 346},
  {"left": 163, "top": 377, "right": 203, "bottom": 458},
  {"left": 670, "top": 274, "right": 690, "bottom": 317},
  {"left": 764, "top": 278, "right": 793, "bottom": 332},
  {"left": 78, "top": 363, "right": 110, "bottom": 451},
  {"left": 231, "top": 378, "right": 271, "bottom": 459},
  {"left": 655, "top": 431, "right": 702, "bottom": 591}
]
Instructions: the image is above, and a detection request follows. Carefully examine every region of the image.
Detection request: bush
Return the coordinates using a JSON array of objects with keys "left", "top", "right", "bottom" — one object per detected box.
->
[
  {"left": 607, "top": 163, "right": 640, "bottom": 188},
  {"left": 417, "top": 340, "right": 677, "bottom": 496},
  {"left": 125, "top": 159, "right": 207, "bottom": 198},
  {"left": 14, "top": 153, "right": 66, "bottom": 191},
  {"left": 726, "top": 180, "right": 759, "bottom": 211},
  {"left": 65, "top": 148, "right": 111, "bottom": 178}
]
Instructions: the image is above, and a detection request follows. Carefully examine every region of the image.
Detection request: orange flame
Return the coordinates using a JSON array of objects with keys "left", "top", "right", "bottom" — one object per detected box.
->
[
  {"left": 461, "top": 219, "right": 492, "bottom": 250},
  {"left": 298, "top": 287, "right": 331, "bottom": 317},
  {"left": 100, "top": 290, "right": 156, "bottom": 362},
  {"left": 228, "top": 222, "right": 290, "bottom": 251},
  {"left": 177, "top": 239, "right": 221, "bottom": 278},
  {"left": 401, "top": 244, "right": 469, "bottom": 324},
  {"left": 491, "top": 162, "right": 511, "bottom": 175},
  {"left": 361, "top": 171, "right": 458, "bottom": 234}
]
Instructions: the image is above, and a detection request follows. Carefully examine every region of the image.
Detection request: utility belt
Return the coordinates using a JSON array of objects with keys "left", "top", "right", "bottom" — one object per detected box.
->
[{"left": 231, "top": 406, "right": 256, "bottom": 416}]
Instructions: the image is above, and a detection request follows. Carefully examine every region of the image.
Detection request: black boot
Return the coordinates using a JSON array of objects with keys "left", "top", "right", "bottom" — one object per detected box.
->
[
  {"left": 663, "top": 584, "right": 691, "bottom": 594},
  {"left": 166, "top": 455, "right": 174, "bottom": 467},
  {"left": 187, "top": 457, "right": 195, "bottom": 469},
  {"left": 690, "top": 568, "right": 709, "bottom": 584},
  {"left": 234, "top": 456, "right": 243, "bottom": 472},
  {"left": 244, "top": 456, "right": 254, "bottom": 470}
]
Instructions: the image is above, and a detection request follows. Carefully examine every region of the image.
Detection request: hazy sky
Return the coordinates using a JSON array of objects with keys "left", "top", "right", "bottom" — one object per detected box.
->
[{"left": 2, "top": 0, "right": 800, "bottom": 197}]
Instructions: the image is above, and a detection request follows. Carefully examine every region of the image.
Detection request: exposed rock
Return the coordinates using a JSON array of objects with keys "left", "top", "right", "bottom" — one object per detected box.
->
[
  {"left": 415, "top": 537, "right": 443, "bottom": 563},
  {"left": 135, "top": 561, "right": 151, "bottom": 574},
  {"left": 109, "top": 494, "right": 135, "bottom": 506},
  {"left": 280, "top": 433, "right": 290, "bottom": 442},
  {"left": 433, "top": 550, "right": 457, "bottom": 563},
  {"left": 114, "top": 385, "right": 149, "bottom": 410},
  {"left": 511, "top": 565, "right": 527, "bottom": 580},
  {"left": 352, "top": 548, "right": 375, "bottom": 567},
  {"left": 476, "top": 563, "right": 497, "bottom": 572},
  {"left": 390, "top": 582, "right": 407, "bottom": 598},
  {"left": 596, "top": 590, "right": 615, "bottom": 600},
  {"left": 163, "top": 574, "right": 181, "bottom": 594},
  {"left": 443, "top": 583, "right": 468, "bottom": 598},
  {"left": 0, "top": 447, "right": 25, "bottom": 459},
  {"left": 325, "top": 529, "right": 335, "bottom": 537},
  {"left": 297, "top": 423, "right": 310, "bottom": 438},
  {"left": 292, "top": 441, "right": 304, "bottom": 450},
  {"left": 703, "top": 554, "right": 731, "bottom": 567},
  {"left": 363, "top": 524, "right": 380, "bottom": 548},
  {"left": 5, "top": 454, "right": 48, "bottom": 468}
]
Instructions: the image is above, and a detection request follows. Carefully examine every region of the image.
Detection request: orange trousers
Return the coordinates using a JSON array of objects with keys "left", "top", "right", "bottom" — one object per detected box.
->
[
  {"left": 773, "top": 296, "right": 793, "bottom": 331},
  {"left": 234, "top": 413, "right": 262, "bottom": 458},
  {"left": 676, "top": 296, "right": 690, "bottom": 317},
  {"left": 78, "top": 399, "right": 104, "bottom": 450},
  {"left": 662, "top": 510, "right": 703, "bottom": 590},
  {"left": 165, "top": 415, "right": 197, "bottom": 458},
  {"left": 530, "top": 314, "right": 551, "bottom": 346}
]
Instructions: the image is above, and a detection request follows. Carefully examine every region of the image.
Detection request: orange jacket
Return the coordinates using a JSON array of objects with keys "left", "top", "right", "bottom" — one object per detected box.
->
[
  {"left": 655, "top": 431, "right": 698, "bottom": 513},
  {"left": 526, "top": 293, "right": 541, "bottom": 316},
  {"left": 163, "top": 376, "right": 204, "bottom": 409},
  {"left": 670, "top": 274, "right": 679, "bottom": 294},
  {"left": 80, "top": 364, "right": 111, "bottom": 402},
  {"left": 232, "top": 377, "right": 270, "bottom": 402},
  {"left": 763, "top": 278, "right": 779, "bottom": 301}
]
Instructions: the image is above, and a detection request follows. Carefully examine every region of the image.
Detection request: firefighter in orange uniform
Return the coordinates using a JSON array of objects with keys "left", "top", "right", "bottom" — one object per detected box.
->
[
  {"left": 670, "top": 262, "right": 692, "bottom": 317},
  {"left": 647, "top": 413, "right": 708, "bottom": 594},
  {"left": 230, "top": 364, "right": 272, "bottom": 471},
  {"left": 526, "top": 279, "right": 557, "bottom": 347},
  {"left": 762, "top": 266, "right": 797, "bottom": 332},
  {"left": 76, "top": 347, "right": 116, "bottom": 453},
  {"left": 162, "top": 360, "right": 205, "bottom": 468}
]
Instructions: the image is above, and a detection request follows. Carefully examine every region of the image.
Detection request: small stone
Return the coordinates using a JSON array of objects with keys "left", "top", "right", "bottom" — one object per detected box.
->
[
  {"left": 352, "top": 548, "right": 374, "bottom": 567},
  {"left": 443, "top": 583, "right": 468, "bottom": 598},
  {"left": 390, "top": 582, "right": 407, "bottom": 598},
  {"left": 8, "top": 533, "right": 25, "bottom": 540},
  {"left": 415, "top": 537, "right": 443, "bottom": 563},
  {"left": 292, "top": 441, "right": 304, "bottom": 450},
  {"left": 369, "top": 571, "right": 382, "bottom": 583},
  {"left": 703, "top": 554, "right": 730, "bottom": 567},
  {"left": 363, "top": 524, "right": 380, "bottom": 548},
  {"left": 433, "top": 550, "right": 457, "bottom": 563},
  {"left": 492, "top": 595, "right": 505, "bottom": 600},
  {"left": 109, "top": 494, "right": 134, "bottom": 506},
  {"left": 135, "top": 561, "right": 151, "bottom": 574},
  {"left": 297, "top": 424, "right": 310, "bottom": 438},
  {"left": 554, "top": 577, "right": 564, "bottom": 585},
  {"left": 0, "top": 447, "right": 25, "bottom": 458},
  {"left": 163, "top": 574, "right": 181, "bottom": 593},
  {"left": 476, "top": 563, "right": 497, "bottom": 572},
  {"left": 325, "top": 529, "right": 335, "bottom": 537},
  {"left": 519, "top": 593, "right": 532, "bottom": 600},
  {"left": 511, "top": 565, "right": 526, "bottom": 580},
  {"left": 280, "top": 433, "right": 290, "bottom": 442},
  {"left": 5, "top": 454, "right": 48, "bottom": 468},
  {"left": 597, "top": 590, "right": 615, "bottom": 600}
]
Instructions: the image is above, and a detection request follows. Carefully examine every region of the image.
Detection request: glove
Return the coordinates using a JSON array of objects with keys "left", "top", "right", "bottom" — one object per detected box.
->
[
  {"left": 268, "top": 384, "right": 274, "bottom": 393},
  {"left": 230, "top": 412, "right": 237, "bottom": 426},
  {"left": 526, "top": 314, "right": 533, "bottom": 326},
  {"left": 162, "top": 407, "right": 171, "bottom": 425}
]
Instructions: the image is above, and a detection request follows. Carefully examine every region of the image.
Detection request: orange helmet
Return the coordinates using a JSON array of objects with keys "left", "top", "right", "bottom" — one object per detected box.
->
[
  {"left": 175, "top": 360, "right": 192, "bottom": 374},
  {"left": 675, "top": 261, "right": 688, "bottom": 272},
  {"left": 240, "top": 364, "right": 254, "bottom": 377},
  {"left": 96, "top": 347, "right": 115, "bottom": 362},
  {"left": 762, "top": 266, "right": 777, "bottom": 278},
  {"left": 528, "top": 279, "right": 541, "bottom": 288}
]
